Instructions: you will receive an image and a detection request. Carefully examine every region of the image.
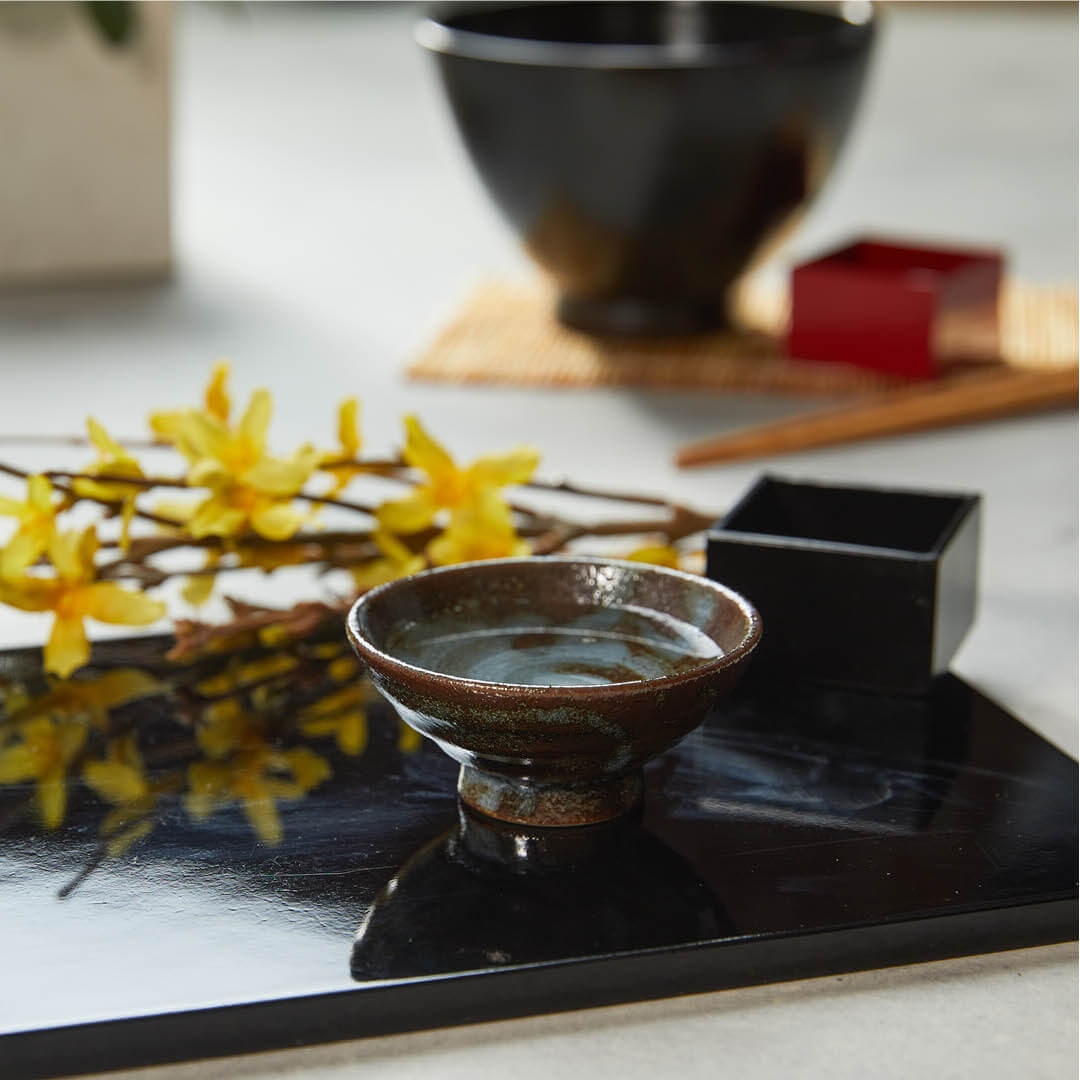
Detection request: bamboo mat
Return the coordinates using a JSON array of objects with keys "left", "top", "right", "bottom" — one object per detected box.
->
[{"left": 407, "top": 279, "right": 1078, "bottom": 394}]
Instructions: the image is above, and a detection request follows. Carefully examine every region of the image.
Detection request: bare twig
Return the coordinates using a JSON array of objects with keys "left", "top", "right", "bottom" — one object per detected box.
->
[
  {"left": 0, "top": 460, "right": 183, "bottom": 529},
  {"left": 315, "top": 456, "right": 408, "bottom": 475},
  {"left": 525, "top": 477, "right": 671, "bottom": 507},
  {"left": 45, "top": 470, "right": 188, "bottom": 489},
  {"left": 297, "top": 492, "right": 379, "bottom": 514},
  {"left": 0, "top": 435, "right": 167, "bottom": 450},
  {"left": 58, "top": 847, "right": 108, "bottom": 900},
  {"left": 168, "top": 599, "right": 346, "bottom": 660}
]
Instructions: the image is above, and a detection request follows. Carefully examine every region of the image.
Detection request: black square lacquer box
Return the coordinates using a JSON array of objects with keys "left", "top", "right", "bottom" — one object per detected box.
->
[{"left": 706, "top": 475, "right": 980, "bottom": 694}]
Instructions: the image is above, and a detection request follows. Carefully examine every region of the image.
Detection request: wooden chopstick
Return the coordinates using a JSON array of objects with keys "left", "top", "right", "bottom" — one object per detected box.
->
[{"left": 675, "top": 365, "right": 1078, "bottom": 468}]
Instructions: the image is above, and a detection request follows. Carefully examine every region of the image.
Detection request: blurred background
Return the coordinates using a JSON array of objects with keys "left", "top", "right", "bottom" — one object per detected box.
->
[
  {"left": 1, "top": 3, "right": 1076, "bottom": 364},
  {"left": 1, "top": 3, "right": 1075, "bottom": 386}
]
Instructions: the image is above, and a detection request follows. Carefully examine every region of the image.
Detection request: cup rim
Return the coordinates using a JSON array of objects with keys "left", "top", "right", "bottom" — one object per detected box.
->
[
  {"left": 346, "top": 554, "right": 763, "bottom": 699},
  {"left": 415, "top": 2, "right": 875, "bottom": 71}
]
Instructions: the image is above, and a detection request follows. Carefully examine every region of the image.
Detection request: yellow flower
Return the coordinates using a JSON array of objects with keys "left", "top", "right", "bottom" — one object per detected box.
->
[
  {"left": 204, "top": 362, "right": 231, "bottom": 423},
  {"left": 101, "top": 813, "right": 155, "bottom": 858},
  {"left": 83, "top": 732, "right": 149, "bottom": 805},
  {"left": 626, "top": 544, "right": 682, "bottom": 570},
  {"left": 256, "top": 623, "right": 293, "bottom": 649},
  {"left": 8, "top": 668, "right": 163, "bottom": 730},
  {"left": 181, "top": 552, "right": 219, "bottom": 608},
  {"left": 168, "top": 389, "right": 320, "bottom": 541},
  {"left": 0, "top": 475, "right": 60, "bottom": 580},
  {"left": 0, "top": 715, "right": 88, "bottom": 826},
  {"left": 149, "top": 360, "right": 231, "bottom": 440},
  {"left": 428, "top": 489, "right": 531, "bottom": 566},
  {"left": 186, "top": 700, "right": 330, "bottom": 845},
  {"left": 327, "top": 656, "right": 359, "bottom": 683},
  {"left": 0, "top": 527, "right": 166, "bottom": 678},
  {"left": 92, "top": 765, "right": 184, "bottom": 858},
  {"left": 397, "top": 721, "right": 422, "bottom": 753},
  {"left": 196, "top": 698, "right": 259, "bottom": 756},
  {"left": 377, "top": 415, "right": 539, "bottom": 534},
  {"left": 307, "top": 642, "right": 347, "bottom": 661},
  {"left": 0, "top": 675, "right": 29, "bottom": 716},
  {"left": 1, "top": 672, "right": 164, "bottom": 848},
  {"left": 349, "top": 528, "right": 426, "bottom": 592},
  {"left": 322, "top": 397, "right": 365, "bottom": 495},
  {"left": 298, "top": 681, "right": 379, "bottom": 756},
  {"left": 338, "top": 398, "right": 360, "bottom": 457},
  {"left": 72, "top": 419, "right": 145, "bottom": 551},
  {"left": 195, "top": 652, "right": 298, "bottom": 701}
]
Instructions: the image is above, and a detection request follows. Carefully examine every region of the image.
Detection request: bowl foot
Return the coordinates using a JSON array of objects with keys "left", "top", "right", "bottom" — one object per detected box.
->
[
  {"left": 458, "top": 765, "right": 643, "bottom": 827},
  {"left": 557, "top": 293, "right": 730, "bottom": 337}
]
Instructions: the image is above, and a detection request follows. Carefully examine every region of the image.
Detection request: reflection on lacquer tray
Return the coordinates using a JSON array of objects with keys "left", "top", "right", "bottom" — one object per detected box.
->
[
  {"left": 351, "top": 803, "right": 733, "bottom": 982},
  {"left": 651, "top": 674, "right": 974, "bottom": 835},
  {"left": 0, "top": 633, "right": 423, "bottom": 896}
]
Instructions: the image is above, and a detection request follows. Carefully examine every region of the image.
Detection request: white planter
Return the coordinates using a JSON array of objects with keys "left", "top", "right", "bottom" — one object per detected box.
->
[{"left": 0, "top": 1, "right": 171, "bottom": 284}]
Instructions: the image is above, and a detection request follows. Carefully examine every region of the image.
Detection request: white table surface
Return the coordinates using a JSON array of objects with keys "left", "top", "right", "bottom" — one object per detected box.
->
[{"left": 0, "top": 3, "right": 1076, "bottom": 1078}]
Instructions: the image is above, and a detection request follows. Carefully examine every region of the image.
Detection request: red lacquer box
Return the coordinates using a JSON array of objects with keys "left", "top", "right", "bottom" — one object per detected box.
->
[{"left": 787, "top": 239, "right": 1004, "bottom": 379}]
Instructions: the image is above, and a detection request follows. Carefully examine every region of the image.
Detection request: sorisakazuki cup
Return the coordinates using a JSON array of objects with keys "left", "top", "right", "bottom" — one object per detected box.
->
[{"left": 346, "top": 556, "right": 761, "bottom": 826}]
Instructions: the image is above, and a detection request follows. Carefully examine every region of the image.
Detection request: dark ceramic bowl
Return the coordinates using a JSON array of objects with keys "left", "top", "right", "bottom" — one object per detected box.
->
[
  {"left": 346, "top": 556, "right": 761, "bottom": 826},
  {"left": 417, "top": 2, "right": 876, "bottom": 335}
]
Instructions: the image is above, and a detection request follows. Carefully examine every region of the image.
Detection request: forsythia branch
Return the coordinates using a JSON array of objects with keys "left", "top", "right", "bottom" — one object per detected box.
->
[{"left": 0, "top": 365, "right": 721, "bottom": 679}]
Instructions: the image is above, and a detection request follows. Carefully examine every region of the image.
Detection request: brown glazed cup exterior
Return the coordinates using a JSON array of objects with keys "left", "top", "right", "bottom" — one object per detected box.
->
[{"left": 346, "top": 556, "right": 761, "bottom": 827}]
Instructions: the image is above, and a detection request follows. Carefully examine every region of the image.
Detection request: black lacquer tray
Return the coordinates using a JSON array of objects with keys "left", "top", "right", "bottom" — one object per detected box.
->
[{"left": 1, "top": 637, "right": 1076, "bottom": 1080}]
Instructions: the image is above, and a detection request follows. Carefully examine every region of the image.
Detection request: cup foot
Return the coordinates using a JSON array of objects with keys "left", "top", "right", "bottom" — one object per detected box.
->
[
  {"left": 458, "top": 766, "right": 644, "bottom": 827},
  {"left": 557, "top": 293, "right": 730, "bottom": 337}
]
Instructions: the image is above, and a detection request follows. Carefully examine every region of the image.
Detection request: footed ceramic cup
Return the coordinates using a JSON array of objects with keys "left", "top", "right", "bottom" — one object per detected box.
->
[{"left": 346, "top": 556, "right": 761, "bottom": 827}]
